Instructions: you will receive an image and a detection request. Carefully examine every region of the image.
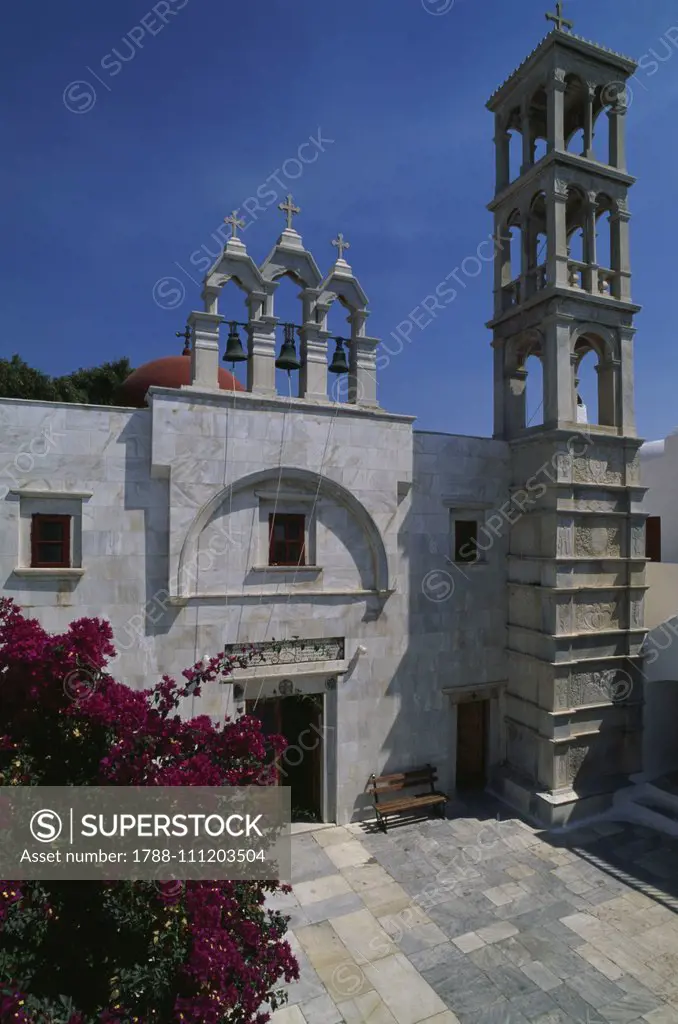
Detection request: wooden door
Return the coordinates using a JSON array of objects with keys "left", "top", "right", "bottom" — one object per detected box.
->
[{"left": 456, "top": 700, "right": 487, "bottom": 790}]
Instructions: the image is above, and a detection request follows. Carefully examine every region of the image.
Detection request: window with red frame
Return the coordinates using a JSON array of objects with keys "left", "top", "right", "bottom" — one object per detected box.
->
[
  {"left": 268, "top": 513, "right": 305, "bottom": 566},
  {"left": 31, "top": 514, "right": 71, "bottom": 568}
]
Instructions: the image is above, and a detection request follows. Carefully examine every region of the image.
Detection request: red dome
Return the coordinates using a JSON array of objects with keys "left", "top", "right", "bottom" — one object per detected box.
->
[{"left": 115, "top": 355, "right": 245, "bottom": 408}]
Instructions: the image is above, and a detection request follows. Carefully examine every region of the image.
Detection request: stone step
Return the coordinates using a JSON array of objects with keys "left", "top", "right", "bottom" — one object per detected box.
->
[
  {"left": 652, "top": 770, "right": 678, "bottom": 798},
  {"left": 612, "top": 781, "right": 678, "bottom": 837},
  {"left": 636, "top": 782, "right": 678, "bottom": 821}
]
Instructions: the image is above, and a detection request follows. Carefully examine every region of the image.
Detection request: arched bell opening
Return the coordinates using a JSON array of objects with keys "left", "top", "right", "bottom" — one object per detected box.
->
[
  {"left": 529, "top": 84, "right": 548, "bottom": 165},
  {"left": 526, "top": 191, "right": 547, "bottom": 297},
  {"left": 593, "top": 85, "right": 611, "bottom": 164},
  {"left": 573, "top": 331, "right": 617, "bottom": 428},
  {"left": 219, "top": 278, "right": 250, "bottom": 388},
  {"left": 504, "top": 333, "right": 544, "bottom": 433},
  {"left": 499, "top": 209, "right": 522, "bottom": 310},
  {"left": 523, "top": 352, "right": 544, "bottom": 427},
  {"left": 506, "top": 106, "right": 523, "bottom": 182},
  {"left": 325, "top": 294, "right": 353, "bottom": 404},
  {"left": 564, "top": 74, "right": 588, "bottom": 155},
  {"left": 565, "top": 186, "right": 587, "bottom": 289},
  {"left": 595, "top": 194, "right": 614, "bottom": 295},
  {"left": 270, "top": 270, "right": 305, "bottom": 396}
]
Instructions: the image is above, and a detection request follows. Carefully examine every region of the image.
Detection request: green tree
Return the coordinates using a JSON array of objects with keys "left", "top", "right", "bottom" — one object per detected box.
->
[{"left": 0, "top": 355, "right": 133, "bottom": 405}]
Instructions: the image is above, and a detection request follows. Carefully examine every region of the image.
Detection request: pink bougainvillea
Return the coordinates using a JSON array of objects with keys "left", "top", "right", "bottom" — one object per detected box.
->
[{"left": 0, "top": 598, "right": 298, "bottom": 1023}]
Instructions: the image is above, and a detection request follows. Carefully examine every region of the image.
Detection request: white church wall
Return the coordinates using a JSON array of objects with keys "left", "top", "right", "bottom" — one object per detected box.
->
[{"left": 1, "top": 391, "right": 513, "bottom": 822}]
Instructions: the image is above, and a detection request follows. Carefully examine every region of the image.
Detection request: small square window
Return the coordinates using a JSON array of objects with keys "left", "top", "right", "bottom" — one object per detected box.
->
[
  {"left": 31, "top": 514, "right": 71, "bottom": 568},
  {"left": 646, "top": 516, "right": 661, "bottom": 562},
  {"left": 454, "top": 520, "right": 478, "bottom": 563},
  {"left": 268, "top": 513, "right": 306, "bottom": 566}
]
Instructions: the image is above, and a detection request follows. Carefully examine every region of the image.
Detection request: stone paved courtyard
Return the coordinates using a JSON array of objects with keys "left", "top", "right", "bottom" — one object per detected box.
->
[{"left": 267, "top": 801, "right": 678, "bottom": 1024}]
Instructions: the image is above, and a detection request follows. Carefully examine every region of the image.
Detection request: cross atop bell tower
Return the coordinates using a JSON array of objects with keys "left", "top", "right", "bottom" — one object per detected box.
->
[{"left": 545, "top": 3, "right": 573, "bottom": 33}]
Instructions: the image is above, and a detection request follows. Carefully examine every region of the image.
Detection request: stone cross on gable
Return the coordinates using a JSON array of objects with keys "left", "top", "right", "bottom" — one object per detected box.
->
[
  {"left": 224, "top": 210, "right": 245, "bottom": 239},
  {"left": 331, "top": 233, "right": 350, "bottom": 261},
  {"left": 545, "top": 2, "right": 573, "bottom": 31},
  {"left": 279, "top": 194, "right": 301, "bottom": 230}
]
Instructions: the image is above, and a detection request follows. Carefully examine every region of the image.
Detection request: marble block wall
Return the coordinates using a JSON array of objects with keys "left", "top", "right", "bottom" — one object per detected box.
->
[
  {"left": 0, "top": 393, "right": 508, "bottom": 822},
  {"left": 407, "top": 430, "right": 510, "bottom": 794}
]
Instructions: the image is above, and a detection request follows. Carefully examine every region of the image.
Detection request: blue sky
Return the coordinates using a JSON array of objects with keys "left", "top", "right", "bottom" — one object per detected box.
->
[{"left": 3, "top": 0, "right": 678, "bottom": 441}]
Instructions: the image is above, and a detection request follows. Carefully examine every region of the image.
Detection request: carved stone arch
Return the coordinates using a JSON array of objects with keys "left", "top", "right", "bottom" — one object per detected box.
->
[
  {"left": 527, "top": 81, "right": 548, "bottom": 148},
  {"left": 504, "top": 105, "right": 522, "bottom": 135},
  {"left": 203, "top": 251, "right": 266, "bottom": 299},
  {"left": 526, "top": 191, "right": 547, "bottom": 279},
  {"left": 507, "top": 328, "right": 544, "bottom": 373},
  {"left": 595, "top": 192, "right": 615, "bottom": 215},
  {"left": 503, "top": 329, "right": 544, "bottom": 433},
  {"left": 572, "top": 324, "right": 619, "bottom": 428},
  {"left": 316, "top": 271, "right": 368, "bottom": 314},
  {"left": 571, "top": 323, "right": 616, "bottom": 364},
  {"left": 260, "top": 245, "right": 323, "bottom": 289},
  {"left": 563, "top": 72, "right": 588, "bottom": 145},
  {"left": 260, "top": 246, "right": 324, "bottom": 323},
  {"left": 505, "top": 207, "right": 522, "bottom": 231},
  {"left": 176, "top": 466, "right": 390, "bottom": 597}
]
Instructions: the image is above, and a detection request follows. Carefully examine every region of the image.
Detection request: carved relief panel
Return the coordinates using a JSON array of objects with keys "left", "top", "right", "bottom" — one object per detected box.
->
[
  {"left": 630, "top": 522, "right": 646, "bottom": 559},
  {"left": 572, "top": 450, "right": 623, "bottom": 486},
  {"left": 575, "top": 598, "right": 621, "bottom": 632},
  {"left": 555, "top": 667, "right": 634, "bottom": 709},
  {"left": 571, "top": 495, "right": 621, "bottom": 514},
  {"left": 574, "top": 523, "right": 622, "bottom": 559},
  {"left": 556, "top": 521, "right": 574, "bottom": 557},
  {"left": 556, "top": 599, "right": 572, "bottom": 635}
]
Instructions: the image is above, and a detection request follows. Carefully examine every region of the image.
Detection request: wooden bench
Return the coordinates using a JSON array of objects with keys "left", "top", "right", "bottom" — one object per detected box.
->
[{"left": 369, "top": 764, "right": 448, "bottom": 832}]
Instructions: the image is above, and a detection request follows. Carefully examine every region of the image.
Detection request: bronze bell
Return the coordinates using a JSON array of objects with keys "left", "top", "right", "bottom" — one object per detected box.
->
[
  {"left": 275, "top": 323, "right": 301, "bottom": 372},
  {"left": 328, "top": 337, "right": 349, "bottom": 374},
  {"left": 223, "top": 322, "right": 247, "bottom": 363}
]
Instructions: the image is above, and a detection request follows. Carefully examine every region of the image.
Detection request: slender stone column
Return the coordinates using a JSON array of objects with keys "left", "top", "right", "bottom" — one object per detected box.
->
[
  {"left": 300, "top": 290, "right": 330, "bottom": 401},
  {"left": 521, "top": 97, "right": 533, "bottom": 173},
  {"left": 188, "top": 310, "right": 222, "bottom": 390},
  {"left": 596, "top": 358, "right": 619, "bottom": 427},
  {"left": 548, "top": 181, "right": 569, "bottom": 288},
  {"left": 348, "top": 310, "right": 378, "bottom": 407},
  {"left": 618, "top": 327, "right": 637, "bottom": 436},
  {"left": 246, "top": 288, "right": 277, "bottom": 396},
  {"left": 609, "top": 102, "right": 628, "bottom": 171},
  {"left": 583, "top": 192, "right": 598, "bottom": 294},
  {"left": 519, "top": 210, "right": 529, "bottom": 305},
  {"left": 610, "top": 202, "right": 632, "bottom": 301},
  {"left": 584, "top": 84, "right": 596, "bottom": 158},
  {"left": 202, "top": 285, "right": 220, "bottom": 316},
  {"left": 543, "top": 316, "right": 574, "bottom": 428},
  {"left": 494, "top": 219, "right": 513, "bottom": 315},
  {"left": 495, "top": 118, "right": 511, "bottom": 191},
  {"left": 547, "top": 72, "right": 566, "bottom": 153}
]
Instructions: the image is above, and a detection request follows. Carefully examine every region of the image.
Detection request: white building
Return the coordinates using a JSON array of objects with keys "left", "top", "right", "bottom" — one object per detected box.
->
[
  {"left": 0, "top": 219, "right": 508, "bottom": 825},
  {"left": 1, "top": 19, "right": 651, "bottom": 828}
]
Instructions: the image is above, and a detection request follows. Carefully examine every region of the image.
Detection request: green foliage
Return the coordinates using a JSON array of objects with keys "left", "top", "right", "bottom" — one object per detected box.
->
[{"left": 0, "top": 355, "right": 133, "bottom": 406}]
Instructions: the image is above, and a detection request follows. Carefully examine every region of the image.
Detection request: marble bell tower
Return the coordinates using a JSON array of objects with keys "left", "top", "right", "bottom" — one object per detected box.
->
[{"left": 487, "top": 6, "right": 647, "bottom": 825}]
